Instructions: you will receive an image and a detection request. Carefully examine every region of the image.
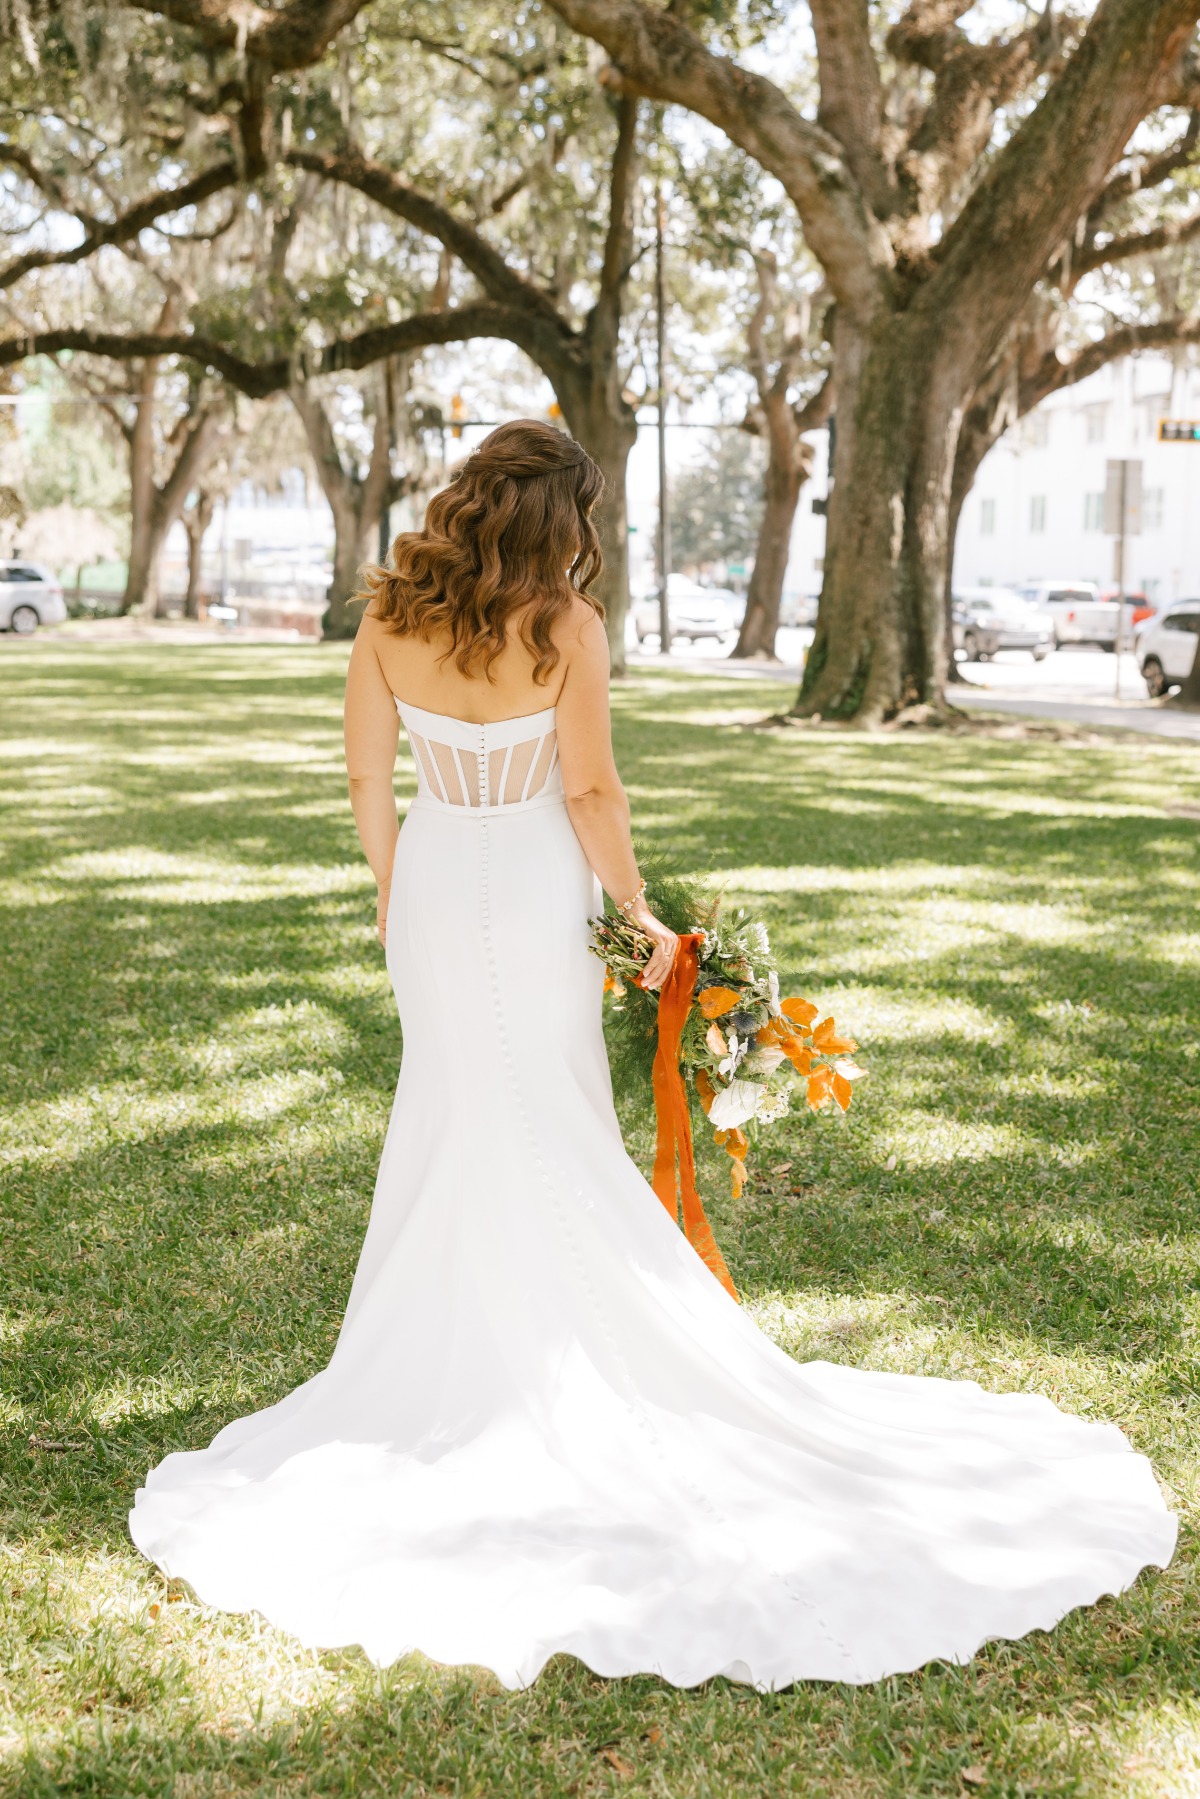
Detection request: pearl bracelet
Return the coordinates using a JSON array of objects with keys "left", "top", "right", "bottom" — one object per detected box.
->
[{"left": 619, "top": 879, "right": 647, "bottom": 915}]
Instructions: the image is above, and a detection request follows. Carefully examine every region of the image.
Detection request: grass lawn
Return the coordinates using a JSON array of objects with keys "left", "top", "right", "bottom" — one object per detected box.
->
[{"left": 1, "top": 641, "right": 1198, "bottom": 1799}]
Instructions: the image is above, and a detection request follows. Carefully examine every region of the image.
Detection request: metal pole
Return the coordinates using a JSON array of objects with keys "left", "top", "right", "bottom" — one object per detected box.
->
[
  {"left": 654, "top": 172, "right": 671, "bottom": 655},
  {"left": 1115, "top": 458, "right": 1126, "bottom": 698}
]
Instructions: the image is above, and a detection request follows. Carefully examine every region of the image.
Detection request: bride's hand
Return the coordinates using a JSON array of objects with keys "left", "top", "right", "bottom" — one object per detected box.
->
[
  {"left": 627, "top": 895, "right": 678, "bottom": 991},
  {"left": 376, "top": 883, "right": 390, "bottom": 947}
]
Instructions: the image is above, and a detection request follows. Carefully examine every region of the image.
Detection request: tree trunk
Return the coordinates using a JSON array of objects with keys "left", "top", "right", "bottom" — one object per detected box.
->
[
  {"left": 183, "top": 491, "right": 215, "bottom": 620},
  {"left": 734, "top": 426, "right": 811, "bottom": 660},
  {"left": 795, "top": 315, "right": 961, "bottom": 723},
  {"left": 557, "top": 387, "right": 637, "bottom": 676},
  {"left": 1172, "top": 635, "right": 1200, "bottom": 709},
  {"left": 291, "top": 381, "right": 394, "bottom": 641},
  {"left": 122, "top": 362, "right": 159, "bottom": 615}
]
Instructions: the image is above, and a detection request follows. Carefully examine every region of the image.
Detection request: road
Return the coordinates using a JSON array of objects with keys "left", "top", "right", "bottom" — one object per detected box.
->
[{"left": 627, "top": 629, "right": 1200, "bottom": 742}]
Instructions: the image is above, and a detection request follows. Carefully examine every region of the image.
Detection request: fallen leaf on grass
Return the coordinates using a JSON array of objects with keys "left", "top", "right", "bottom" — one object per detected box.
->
[
  {"left": 961, "top": 1766, "right": 987, "bottom": 1788},
  {"left": 643, "top": 1726, "right": 663, "bottom": 1746},
  {"left": 598, "top": 1747, "right": 635, "bottom": 1777}
]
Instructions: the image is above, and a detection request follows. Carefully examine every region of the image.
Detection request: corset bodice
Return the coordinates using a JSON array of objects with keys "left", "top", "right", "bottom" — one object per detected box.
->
[{"left": 396, "top": 699, "right": 562, "bottom": 813}]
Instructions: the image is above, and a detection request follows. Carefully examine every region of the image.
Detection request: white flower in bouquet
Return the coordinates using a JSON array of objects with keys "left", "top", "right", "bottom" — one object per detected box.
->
[
  {"left": 718, "top": 1033, "right": 748, "bottom": 1079},
  {"left": 766, "top": 969, "right": 781, "bottom": 1017},
  {"left": 756, "top": 1088, "right": 791, "bottom": 1124},
  {"left": 708, "top": 1079, "right": 765, "bottom": 1130},
  {"left": 744, "top": 1046, "right": 786, "bottom": 1075}
]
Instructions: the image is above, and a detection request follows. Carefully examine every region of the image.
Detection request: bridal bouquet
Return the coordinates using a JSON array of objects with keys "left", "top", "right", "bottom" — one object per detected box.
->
[
  {"left": 592, "top": 893, "right": 863, "bottom": 1192},
  {"left": 590, "top": 866, "right": 863, "bottom": 1303}
]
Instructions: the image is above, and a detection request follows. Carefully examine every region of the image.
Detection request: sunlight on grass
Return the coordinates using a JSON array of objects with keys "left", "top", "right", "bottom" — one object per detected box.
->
[{"left": 1, "top": 644, "right": 1198, "bottom": 1798}]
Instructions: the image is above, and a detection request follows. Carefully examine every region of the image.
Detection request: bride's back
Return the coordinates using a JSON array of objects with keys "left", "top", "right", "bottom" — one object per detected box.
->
[{"left": 356, "top": 419, "right": 605, "bottom": 724}]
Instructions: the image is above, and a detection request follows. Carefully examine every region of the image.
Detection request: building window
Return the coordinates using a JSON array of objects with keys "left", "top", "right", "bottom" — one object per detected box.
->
[
  {"left": 980, "top": 498, "right": 996, "bottom": 534},
  {"left": 1030, "top": 495, "right": 1047, "bottom": 533},
  {"left": 1083, "top": 404, "right": 1108, "bottom": 443},
  {"left": 1024, "top": 412, "right": 1050, "bottom": 447},
  {"left": 1083, "top": 491, "right": 1105, "bottom": 531},
  {"left": 1142, "top": 486, "right": 1164, "bottom": 530}
]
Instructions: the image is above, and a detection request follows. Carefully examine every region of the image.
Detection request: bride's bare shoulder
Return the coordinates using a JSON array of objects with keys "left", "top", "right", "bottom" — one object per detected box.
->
[{"left": 554, "top": 596, "right": 607, "bottom": 662}]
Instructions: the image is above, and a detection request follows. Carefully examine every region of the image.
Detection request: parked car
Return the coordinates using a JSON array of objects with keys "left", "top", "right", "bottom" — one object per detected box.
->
[
  {"left": 1136, "top": 601, "right": 1200, "bottom": 697},
  {"left": 0, "top": 561, "right": 66, "bottom": 634},
  {"left": 1015, "top": 579, "right": 1117, "bottom": 648},
  {"left": 779, "top": 591, "right": 819, "bottom": 628},
  {"left": 631, "top": 574, "right": 739, "bottom": 645},
  {"left": 1100, "top": 589, "right": 1158, "bottom": 629},
  {"left": 952, "top": 586, "right": 1055, "bottom": 662}
]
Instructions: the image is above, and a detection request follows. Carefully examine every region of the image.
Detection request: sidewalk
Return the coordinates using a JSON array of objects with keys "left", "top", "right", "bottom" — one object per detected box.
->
[{"left": 627, "top": 634, "right": 1200, "bottom": 743}]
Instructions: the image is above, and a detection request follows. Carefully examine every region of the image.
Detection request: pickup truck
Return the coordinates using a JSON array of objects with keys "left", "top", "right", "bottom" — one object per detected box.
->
[{"left": 1016, "top": 580, "right": 1118, "bottom": 649}]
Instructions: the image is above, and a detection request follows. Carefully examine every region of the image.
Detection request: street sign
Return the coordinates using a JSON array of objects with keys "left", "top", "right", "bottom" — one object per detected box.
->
[
  {"left": 1157, "top": 419, "right": 1200, "bottom": 442},
  {"left": 1104, "top": 458, "right": 1142, "bottom": 535}
]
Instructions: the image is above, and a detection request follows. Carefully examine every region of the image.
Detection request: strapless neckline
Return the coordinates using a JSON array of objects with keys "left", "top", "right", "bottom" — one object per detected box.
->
[{"left": 393, "top": 697, "right": 557, "bottom": 729}]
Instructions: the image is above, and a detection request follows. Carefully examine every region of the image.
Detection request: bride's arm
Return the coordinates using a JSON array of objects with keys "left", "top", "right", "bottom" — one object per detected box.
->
[
  {"left": 557, "top": 608, "right": 678, "bottom": 990},
  {"left": 344, "top": 617, "right": 401, "bottom": 945}
]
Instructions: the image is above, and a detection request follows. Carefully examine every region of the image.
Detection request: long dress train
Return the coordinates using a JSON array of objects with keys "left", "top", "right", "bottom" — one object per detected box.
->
[{"left": 129, "top": 701, "right": 1176, "bottom": 1689}]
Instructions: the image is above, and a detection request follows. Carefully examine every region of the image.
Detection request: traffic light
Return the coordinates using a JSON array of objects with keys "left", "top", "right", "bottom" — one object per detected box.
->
[{"left": 1157, "top": 418, "right": 1200, "bottom": 442}]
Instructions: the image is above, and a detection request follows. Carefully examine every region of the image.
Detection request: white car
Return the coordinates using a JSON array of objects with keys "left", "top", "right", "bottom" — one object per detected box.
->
[
  {"left": 1016, "top": 579, "right": 1117, "bottom": 648},
  {"left": 0, "top": 561, "right": 67, "bottom": 633},
  {"left": 1136, "top": 601, "right": 1200, "bottom": 697},
  {"left": 632, "top": 574, "right": 739, "bottom": 645},
  {"left": 952, "top": 586, "right": 1054, "bottom": 661}
]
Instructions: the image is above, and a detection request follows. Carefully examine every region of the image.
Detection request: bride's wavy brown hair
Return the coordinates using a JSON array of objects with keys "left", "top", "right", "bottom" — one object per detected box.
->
[{"left": 357, "top": 418, "right": 605, "bottom": 683}]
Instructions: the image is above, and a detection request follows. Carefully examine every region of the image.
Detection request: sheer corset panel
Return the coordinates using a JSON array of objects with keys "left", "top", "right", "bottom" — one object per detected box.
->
[{"left": 396, "top": 699, "right": 563, "bottom": 813}]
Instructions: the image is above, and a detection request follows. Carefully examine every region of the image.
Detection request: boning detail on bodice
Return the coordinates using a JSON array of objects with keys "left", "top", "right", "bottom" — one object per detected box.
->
[{"left": 396, "top": 699, "right": 561, "bottom": 813}]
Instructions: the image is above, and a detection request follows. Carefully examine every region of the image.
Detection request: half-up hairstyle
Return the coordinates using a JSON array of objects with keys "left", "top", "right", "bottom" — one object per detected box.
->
[{"left": 357, "top": 418, "right": 605, "bottom": 683}]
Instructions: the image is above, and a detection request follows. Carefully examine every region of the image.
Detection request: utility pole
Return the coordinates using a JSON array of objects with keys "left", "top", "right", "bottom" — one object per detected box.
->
[
  {"left": 1105, "top": 456, "right": 1142, "bottom": 699},
  {"left": 654, "top": 162, "right": 671, "bottom": 655}
]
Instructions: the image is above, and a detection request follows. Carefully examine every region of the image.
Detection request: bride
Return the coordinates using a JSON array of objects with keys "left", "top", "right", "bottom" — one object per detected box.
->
[{"left": 131, "top": 419, "right": 1175, "bottom": 1689}]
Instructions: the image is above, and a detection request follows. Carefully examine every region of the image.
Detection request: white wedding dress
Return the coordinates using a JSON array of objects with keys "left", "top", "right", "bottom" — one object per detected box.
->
[{"left": 130, "top": 700, "right": 1176, "bottom": 1689}]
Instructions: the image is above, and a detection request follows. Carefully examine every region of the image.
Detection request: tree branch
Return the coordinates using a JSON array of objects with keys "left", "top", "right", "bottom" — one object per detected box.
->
[
  {"left": 0, "top": 303, "right": 561, "bottom": 399},
  {"left": 1087, "top": 111, "right": 1200, "bottom": 221},
  {"left": 794, "top": 367, "right": 835, "bottom": 433},
  {"left": 107, "top": 0, "right": 372, "bottom": 71},
  {"left": 1076, "top": 203, "right": 1200, "bottom": 273},
  {"left": 808, "top": 0, "right": 892, "bottom": 214},
  {"left": 156, "top": 403, "right": 223, "bottom": 525},
  {"left": 0, "top": 161, "right": 239, "bottom": 293},
  {"left": 1022, "top": 313, "right": 1200, "bottom": 410},
  {"left": 544, "top": 0, "right": 891, "bottom": 321},
  {"left": 590, "top": 93, "right": 638, "bottom": 359},
  {"left": 284, "top": 146, "right": 571, "bottom": 341},
  {"left": 927, "top": 0, "right": 1200, "bottom": 371}
]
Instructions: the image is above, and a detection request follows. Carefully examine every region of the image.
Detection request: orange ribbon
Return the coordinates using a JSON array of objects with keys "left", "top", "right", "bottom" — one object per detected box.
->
[{"left": 642, "top": 931, "right": 740, "bottom": 1303}]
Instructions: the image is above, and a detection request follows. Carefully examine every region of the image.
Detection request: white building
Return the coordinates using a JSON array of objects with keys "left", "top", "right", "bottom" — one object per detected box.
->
[{"left": 953, "top": 353, "right": 1200, "bottom": 603}]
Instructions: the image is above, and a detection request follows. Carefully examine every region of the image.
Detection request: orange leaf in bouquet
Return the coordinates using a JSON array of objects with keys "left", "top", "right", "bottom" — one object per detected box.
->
[
  {"left": 714, "top": 1125, "right": 749, "bottom": 1196},
  {"left": 811, "top": 1016, "right": 858, "bottom": 1055},
  {"left": 695, "top": 1068, "right": 716, "bottom": 1114},
  {"left": 830, "top": 1057, "right": 867, "bottom": 1112},
  {"left": 697, "top": 986, "right": 742, "bottom": 1019},
  {"left": 782, "top": 1038, "right": 814, "bottom": 1075},
  {"left": 705, "top": 1021, "right": 728, "bottom": 1057},
  {"left": 781, "top": 997, "right": 819, "bottom": 1029},
  {"left": 806, "top": 1064, "right": 835, "bottom": 1110}
]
